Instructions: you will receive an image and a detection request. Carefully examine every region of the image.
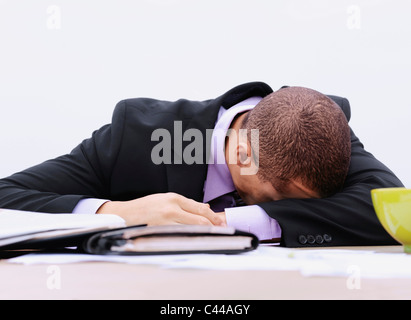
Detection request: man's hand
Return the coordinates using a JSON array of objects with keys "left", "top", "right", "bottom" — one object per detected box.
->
[
  {"left": 215, "top": 211, "right": 227, "bottom": 227},
  {"left": 97, "top": 192, "right": 224, "bottom": 227}
]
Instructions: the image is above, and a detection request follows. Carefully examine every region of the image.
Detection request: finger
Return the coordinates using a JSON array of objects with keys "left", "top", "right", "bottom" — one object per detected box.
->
[
  {"left": 173, "top": 209, "right": 214, "bottom": 226},
  {"left": 177, "top": 197, "right": 224, "bottom": 225}
]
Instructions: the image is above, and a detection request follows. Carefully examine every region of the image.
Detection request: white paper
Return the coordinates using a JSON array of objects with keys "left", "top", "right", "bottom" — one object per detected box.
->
[
  {"left": 9, "top": 245, "right": 411, "bottom": 279},
  {"left": 0, "top": 208, "right": 125, "bottom": 239},
  {"left": 7, "top": 251, "right": 218, "bottom": 266}
]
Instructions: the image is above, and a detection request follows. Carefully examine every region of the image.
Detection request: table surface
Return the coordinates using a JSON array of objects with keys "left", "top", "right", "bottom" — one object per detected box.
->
[{"left": 1, "top": 245, "right": 410, "bottom": 300}]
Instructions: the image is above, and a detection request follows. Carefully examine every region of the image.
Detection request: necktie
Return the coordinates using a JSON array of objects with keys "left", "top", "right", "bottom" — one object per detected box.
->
[{"left": 208, "top": 191, "right": 245, "bottom": 212}]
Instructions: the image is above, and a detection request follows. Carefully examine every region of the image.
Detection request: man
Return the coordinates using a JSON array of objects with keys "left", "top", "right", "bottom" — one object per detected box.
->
[{"left": 0, "top": 82, "right": 403, "bottom": 247}]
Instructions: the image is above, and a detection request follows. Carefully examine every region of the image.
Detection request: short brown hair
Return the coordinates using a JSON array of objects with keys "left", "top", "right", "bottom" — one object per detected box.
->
[{"left": 243, "top": 86, "right": 351, "bottom": 198}]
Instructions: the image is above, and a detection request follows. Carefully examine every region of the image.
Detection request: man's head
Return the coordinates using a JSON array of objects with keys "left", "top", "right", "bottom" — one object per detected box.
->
[{"left": 225, "top": 86, "right": 351, "bottom": 204}]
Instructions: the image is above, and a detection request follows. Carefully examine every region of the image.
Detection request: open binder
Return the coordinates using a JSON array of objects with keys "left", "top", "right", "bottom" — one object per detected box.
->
[
  {"left": 0, "top": 209, "right": 259, "bottom": 255},
  {"left": 82, "top": 225, "right": 259, "bottom": 255}
]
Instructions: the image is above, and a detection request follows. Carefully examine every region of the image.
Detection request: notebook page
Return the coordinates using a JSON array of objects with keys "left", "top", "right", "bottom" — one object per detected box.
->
[{"left": 0, "top": 208, "right": 125, "bottom": 239}]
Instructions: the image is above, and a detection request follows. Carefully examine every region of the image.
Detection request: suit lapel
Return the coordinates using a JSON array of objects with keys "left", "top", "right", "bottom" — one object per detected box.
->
[{"left": 164, "top": 98, "right": 221, "bottom": 202}]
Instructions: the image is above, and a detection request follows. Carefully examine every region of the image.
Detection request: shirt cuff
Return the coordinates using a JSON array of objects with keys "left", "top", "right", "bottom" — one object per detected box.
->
[
  {"left": 72, "top": 198, "right": 110, "bottom": 214},
  {"left": 225, "top": 205, "right": 282, "bottom": 241}
]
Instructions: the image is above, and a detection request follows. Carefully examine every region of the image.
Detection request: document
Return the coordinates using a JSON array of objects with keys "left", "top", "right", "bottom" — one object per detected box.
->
[
  {"left": 0, "top": 209, "right": 258, "bottom": 255},
  {"left": 0, "top": 208, "right": 126, "bottom": 249},
  {"left": 9, "top": 246, "right": 411, "bottom": 279}
]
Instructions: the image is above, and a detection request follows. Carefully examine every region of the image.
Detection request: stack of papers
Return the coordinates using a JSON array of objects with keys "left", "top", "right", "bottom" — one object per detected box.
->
[{"left": 8, "top": 245, "right": 411, "bottom": 279}]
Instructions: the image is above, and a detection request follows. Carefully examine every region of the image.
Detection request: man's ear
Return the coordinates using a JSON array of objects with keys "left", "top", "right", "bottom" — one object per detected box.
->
[
  {"left": 237, "top": 142, "right": 251, "bottom": 166},
  {"left": 237, "top": 141, "right": 259, "bottom": 176}
]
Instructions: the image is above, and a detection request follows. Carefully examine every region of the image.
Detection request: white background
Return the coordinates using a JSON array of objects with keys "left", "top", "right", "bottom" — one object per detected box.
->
[{"left": 0, "top": 0, "right": 410, "bottom": 187}]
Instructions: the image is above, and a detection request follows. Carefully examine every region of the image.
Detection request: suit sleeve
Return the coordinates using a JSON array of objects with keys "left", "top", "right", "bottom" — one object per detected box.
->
[
  {"left": 259, "top": 127, "right": 404, "bottom": 247},
  {"left": 0, "top": 101, "right": 127, "bottom": 213}
]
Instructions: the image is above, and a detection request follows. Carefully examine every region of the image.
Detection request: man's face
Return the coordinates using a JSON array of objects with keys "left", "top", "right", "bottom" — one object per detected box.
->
[
  {"left": 231, "top": 171, "right": 320, "bottom": 205},
  {"left": 234, "top": 174, "right": 280, "bottom": 204},
  {"left": 225, "top": 139, "right": 320, "bottom": 204},
  {"left": 225, "top": 110, "right": 320, "bottom": 205}
]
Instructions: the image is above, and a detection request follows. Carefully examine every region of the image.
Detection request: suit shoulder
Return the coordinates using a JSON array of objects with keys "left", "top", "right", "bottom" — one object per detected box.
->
[
  {"left": 114, "top": 97, "right": 212, "bottom": 118},
  {"left": 114, "top": 97, "right": 170, "bottom": 112},
  {"left": 327, "top": 95, "right": 351, "bottom": 122}
]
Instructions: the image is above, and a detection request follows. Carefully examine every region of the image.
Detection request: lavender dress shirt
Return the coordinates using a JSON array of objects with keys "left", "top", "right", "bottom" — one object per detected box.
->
[{"left": 73, "top": 97, "right": 282, "bottom": 241}]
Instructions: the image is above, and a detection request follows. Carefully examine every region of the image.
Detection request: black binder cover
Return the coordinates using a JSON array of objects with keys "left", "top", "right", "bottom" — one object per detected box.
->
[{"left": 82, "top": 225, "right": 259, "bottom": 255}]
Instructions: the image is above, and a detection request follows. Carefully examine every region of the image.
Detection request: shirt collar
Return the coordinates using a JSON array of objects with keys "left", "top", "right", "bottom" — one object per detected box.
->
[{"left": 203, "top": 96, "right": 262, "bottom": 203}]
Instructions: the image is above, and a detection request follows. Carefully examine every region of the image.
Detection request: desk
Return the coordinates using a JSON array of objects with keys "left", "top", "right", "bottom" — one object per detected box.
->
[{"left": 0, "top": 246, "right": 410, "bottom": 300}]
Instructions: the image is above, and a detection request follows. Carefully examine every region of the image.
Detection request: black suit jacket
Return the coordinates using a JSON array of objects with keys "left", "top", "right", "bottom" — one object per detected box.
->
[{"left": 0, "top": 82, "right": 404, "bottom": 247}]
